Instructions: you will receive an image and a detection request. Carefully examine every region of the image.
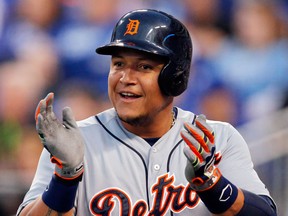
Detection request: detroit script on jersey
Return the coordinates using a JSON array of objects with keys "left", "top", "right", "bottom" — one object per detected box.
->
[{"left": 89, "top": 173, "right": 201, "bottom": 215}]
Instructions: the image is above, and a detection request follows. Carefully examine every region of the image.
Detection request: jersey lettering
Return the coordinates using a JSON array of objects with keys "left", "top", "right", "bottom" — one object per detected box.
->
[
  {"left": 89, "top": 188, "right": 133, "bottom": 216},
  {"left": 89, "top": 173, "right": 200, "bottom": 215}
]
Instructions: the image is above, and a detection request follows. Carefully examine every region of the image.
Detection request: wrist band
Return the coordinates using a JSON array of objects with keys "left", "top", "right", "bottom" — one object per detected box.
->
[
  {"left": 236, "top": 190, "right": 277, "bottom": 216},
  {"left": 197, "top": 175, "right": 238, "bottom": 214},
  {"left": 42, "top": 175, "right": 80, "bottom": 212}
]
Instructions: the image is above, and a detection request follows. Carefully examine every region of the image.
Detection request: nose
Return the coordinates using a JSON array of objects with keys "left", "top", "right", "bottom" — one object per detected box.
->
[{"left": 119, "top": 68, "right": 137, "bottom": 84}]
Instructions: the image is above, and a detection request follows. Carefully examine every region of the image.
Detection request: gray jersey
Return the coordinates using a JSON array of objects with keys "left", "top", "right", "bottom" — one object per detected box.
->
[{"left": 17, "top": 107, "right": 270, "bottom": 215}]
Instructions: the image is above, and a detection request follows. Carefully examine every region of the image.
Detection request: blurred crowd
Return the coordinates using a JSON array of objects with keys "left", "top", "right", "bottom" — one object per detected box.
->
[{"left": 0, "top": 0, "right": 288, "bottom": 214}]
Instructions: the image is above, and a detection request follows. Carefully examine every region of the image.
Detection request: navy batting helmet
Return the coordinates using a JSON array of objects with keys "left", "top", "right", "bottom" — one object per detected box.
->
[{"left": 96, "top": 9, "right": 192, "bottom": 96}]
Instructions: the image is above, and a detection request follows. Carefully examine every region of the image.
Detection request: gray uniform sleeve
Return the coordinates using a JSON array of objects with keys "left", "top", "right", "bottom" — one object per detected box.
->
[
  {"left": 16, "top": 149, "right": 54, "bottom": 215},
  {"left": 216, "top": 123, "right": 270, "bottom": 196}
]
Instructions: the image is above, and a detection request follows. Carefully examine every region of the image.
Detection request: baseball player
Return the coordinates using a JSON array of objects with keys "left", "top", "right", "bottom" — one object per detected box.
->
[{"left": 17, "top": 9, "right": 277, "bottom": 216}]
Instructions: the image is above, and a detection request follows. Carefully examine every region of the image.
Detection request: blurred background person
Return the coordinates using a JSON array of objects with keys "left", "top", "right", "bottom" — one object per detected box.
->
[
  {"left": 51, "top": 0, "right": 119, "bottom": 99},
  {"left": 53, "top": 79, "right": 112, "bottom": 121},
  {"left": 174, "top": 0, "right": 241, "bottom": 125},
  {"left": 176, "top": 0, "right": 288, "bottom": 126},
  {"left": 208, "top": 0, "right": 288, "bottom": 124}
]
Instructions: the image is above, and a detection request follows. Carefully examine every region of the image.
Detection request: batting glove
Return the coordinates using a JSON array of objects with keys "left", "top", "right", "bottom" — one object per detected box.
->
[
  {"left": 181, "top": 114, "right": 221, "bottom": 191},
  {"left": 35, "top": 92, "right": 84, "bottom": 181}
]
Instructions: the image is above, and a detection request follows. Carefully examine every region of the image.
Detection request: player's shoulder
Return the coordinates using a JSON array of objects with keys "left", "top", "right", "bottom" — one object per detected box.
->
[
  {"left": 176, "top": 106, "right": 196, "bottom": 123},
  {"left": 177, "top": 107, "right": 236, "bottom": 133},
  {"left": 76, "top": 108, "right": 117, "bottom": 128},
  {"left": 206, "top": 119, "right": 233, "bottom": 130}
]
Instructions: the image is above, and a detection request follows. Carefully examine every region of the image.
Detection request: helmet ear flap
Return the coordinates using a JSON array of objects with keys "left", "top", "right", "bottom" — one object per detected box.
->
[
  {"left": 158, "top": 61, "right": 189, "bottom": 96},
  {"left": 159, "top": 31, "right": 192, "bottom": 96}
]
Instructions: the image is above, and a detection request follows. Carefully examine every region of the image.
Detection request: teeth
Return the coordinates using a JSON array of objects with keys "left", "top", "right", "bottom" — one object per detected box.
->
[{"left": 122, "top": 92, "right": 135, "bottom": 97}]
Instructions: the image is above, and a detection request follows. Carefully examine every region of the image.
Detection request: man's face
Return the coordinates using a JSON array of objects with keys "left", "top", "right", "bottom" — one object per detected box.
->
[{"left": 108, "top": 49, "right": 171, "bottom": 127}]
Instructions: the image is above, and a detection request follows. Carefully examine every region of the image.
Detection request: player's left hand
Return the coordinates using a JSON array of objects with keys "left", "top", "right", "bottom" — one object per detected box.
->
[{"left": 181, "top": 114, "right": 221, "bottom": 191}]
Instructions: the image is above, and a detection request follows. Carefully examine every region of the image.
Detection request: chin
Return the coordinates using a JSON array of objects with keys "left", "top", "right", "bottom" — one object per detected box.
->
[{"left": 118, "top": 112, "right": 149, "bottom": 127}]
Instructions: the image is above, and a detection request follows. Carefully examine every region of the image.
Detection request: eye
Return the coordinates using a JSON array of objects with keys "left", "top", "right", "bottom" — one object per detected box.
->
[
  {"left": 112, "top": 61, "right": 124, "bottom": 68},
  {"left": 139, "top": 64, "right": 153, "bottom": 71}
]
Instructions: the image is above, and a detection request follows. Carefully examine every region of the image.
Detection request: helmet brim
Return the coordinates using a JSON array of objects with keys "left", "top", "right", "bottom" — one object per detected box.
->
[{"left": 96, "top": 40, "right": 170, "bottom": 57}]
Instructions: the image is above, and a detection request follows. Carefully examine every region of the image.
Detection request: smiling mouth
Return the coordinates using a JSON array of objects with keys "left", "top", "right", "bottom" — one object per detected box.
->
[{"left": 120, "top": 92, "right": 141, "bottom": 99}]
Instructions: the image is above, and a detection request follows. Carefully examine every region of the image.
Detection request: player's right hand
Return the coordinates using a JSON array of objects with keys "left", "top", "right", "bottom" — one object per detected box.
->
[
  {"left": 181, "top": 115, "right": 221, "bottom": 192},
  {"left": 35, "top": 92, "right": 84, "bottom": 181}
]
